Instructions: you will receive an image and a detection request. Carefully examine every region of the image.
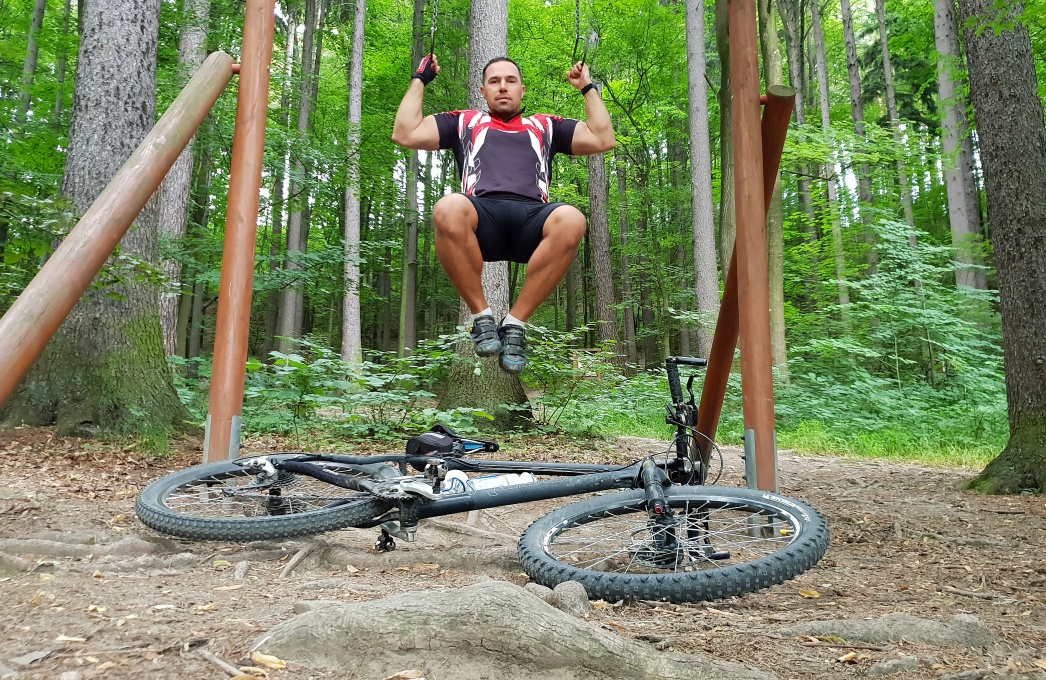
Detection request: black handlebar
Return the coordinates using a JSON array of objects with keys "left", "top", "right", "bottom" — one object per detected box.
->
[
  {"left": 665, "top": 356, "right": 706, "bottom": 405},
  {"left": 665, "top": 356, "right": 708, "bottom": 367}
]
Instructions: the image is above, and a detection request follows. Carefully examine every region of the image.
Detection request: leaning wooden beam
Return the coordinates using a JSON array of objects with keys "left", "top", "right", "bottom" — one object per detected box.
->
[{"left": 0, "top": 51, "right": 235, "bottom": 410}]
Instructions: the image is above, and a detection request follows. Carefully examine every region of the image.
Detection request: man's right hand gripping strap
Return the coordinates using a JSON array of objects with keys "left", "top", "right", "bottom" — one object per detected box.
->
[{"left": 413, "top": 55, "right": 437, "bottom": 85}]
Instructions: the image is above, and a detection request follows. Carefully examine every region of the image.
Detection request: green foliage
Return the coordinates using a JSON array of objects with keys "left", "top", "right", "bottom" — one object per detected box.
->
[
  {"left": 3, "top": 0, "right": 1027, "bottom": 468},
  {"left": 519, "top": 324, "right": 623, "bottom": 429},
  {"left": 239, "top": 336, "right": 489, "bottom": 443}
]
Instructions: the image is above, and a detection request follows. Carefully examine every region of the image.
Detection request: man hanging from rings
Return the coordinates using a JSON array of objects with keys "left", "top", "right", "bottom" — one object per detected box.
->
[{"left": 391, "top": 54, "right": 616, "bottom": 374}]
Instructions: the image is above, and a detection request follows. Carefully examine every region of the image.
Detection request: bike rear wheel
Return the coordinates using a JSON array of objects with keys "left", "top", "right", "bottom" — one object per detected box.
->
[
  {"left": 136, "top": 455, "right": 394, "bottom": 542},
  {"left": 518, "top": 486, "right": 829, "bottom": 603}
]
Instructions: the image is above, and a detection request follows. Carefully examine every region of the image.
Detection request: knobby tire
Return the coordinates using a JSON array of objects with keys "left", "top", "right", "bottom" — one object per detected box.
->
[
  {"left": 136, "top": 456, "right": 394, "bottom": 542},
  {"left": 518, "top": 486, "right": 829, "bottom": 603}
]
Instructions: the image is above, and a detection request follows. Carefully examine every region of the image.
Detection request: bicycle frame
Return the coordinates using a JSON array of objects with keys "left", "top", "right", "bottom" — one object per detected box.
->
[
  {"left": 275, "top": 453, "right": 655, "bottom": 518},
  {"left": 251, "top": 356, "right": 710, "bottom": 544}
]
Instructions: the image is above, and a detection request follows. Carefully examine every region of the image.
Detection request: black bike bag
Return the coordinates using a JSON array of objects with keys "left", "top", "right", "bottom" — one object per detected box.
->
[{"left": 405, "top": 431, "right": 456, "bottom": 457}]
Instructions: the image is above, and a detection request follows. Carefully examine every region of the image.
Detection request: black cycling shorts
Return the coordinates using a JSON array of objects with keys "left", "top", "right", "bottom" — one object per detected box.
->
[{"left": 465, "top": 194, "right": 568, "bottom": 264}]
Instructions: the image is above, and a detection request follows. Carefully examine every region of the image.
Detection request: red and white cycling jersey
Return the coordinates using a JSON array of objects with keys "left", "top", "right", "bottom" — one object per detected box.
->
[{"left": 435, "top": 109, "right": 579, "bottom": 203}]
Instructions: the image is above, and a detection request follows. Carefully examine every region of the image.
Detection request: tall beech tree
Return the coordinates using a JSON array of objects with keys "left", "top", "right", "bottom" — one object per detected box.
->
[
  {"left": 959, "top": 0, "right": 1046, "bottom": 494},
  {"left": 936, "top": 0, "right": 986, "bottom": 289},
  {"left": 439, "top": 0, "right": 531, "bottom": 426},
  {"left": 686, "top": 0, "right": 719, "bottom": 358},
  {"left": 157, "top": 0, "right": 210, "bottom": 357},
  {"left": 342, "top": 0, "right": 366, "bottom": 362}
]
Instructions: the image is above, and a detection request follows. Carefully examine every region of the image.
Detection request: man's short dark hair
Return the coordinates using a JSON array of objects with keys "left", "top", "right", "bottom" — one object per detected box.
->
[{"left": 482, "top": 57, "right": 523, "bottom": 82}]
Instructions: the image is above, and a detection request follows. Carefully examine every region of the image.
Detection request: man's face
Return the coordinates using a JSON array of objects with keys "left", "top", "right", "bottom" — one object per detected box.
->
[{"left": 481, "top": 61, "right": 525, "bottom": 115}]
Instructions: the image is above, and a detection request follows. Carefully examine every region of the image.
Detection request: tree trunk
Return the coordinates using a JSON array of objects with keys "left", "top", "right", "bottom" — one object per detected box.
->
[
  {"left": 935, "top": 0, "right": 987, "bottom": 289},
  {"left": 811, "top": 0, "right": 850, "bottom": 314},
  {"left": 686, "top": 0, "right": 719, "bottom": 359},
  {"left": 839, "top": 0, "right": 873, "bottom": 210},
  {"left": 875, "top": 0, "right": 915, "bottom": 231},
  {"left": 714, "top": 0, "right": 735, "bottom": 279},
  {"left": 278, "top": 0, "right": 321, "bottom": 352},
  {"left": 400, "top": 153, "right": 420, "bottom": 357},
  {"left": 380, "top": 247, "right": 393, "bottom": 352},
  {"left": 566, "top": 260, "right": 578, "bottom": 331},
  {"left": 156, "top": 0, "right": 210, "bottom": 357},
  {"left": 440, "top": 0, "right": 529, "bottom": 427},
  {"left": 188, "top": 279, "right": 205, "bottom": 360},
  {"left": 175, "top": 279, "right": 193, "bottom": 359},
  {"left": 342, "top": 0, "right": 366, "bottom": 362},
  {"left": 637, "top": 210, "right": 658, "bottom": 366},
  {"left": 759, "top": 0, "right": 788, "bottom": 373},
  {"left": 670, "top": 135, "right": 691, "bottom": 357},
  {"left": 262, "top": 15, "right": 297, "bottom": 361},
  {"left": 54, "top": 0, "right": 73, "bottom": 120},
  {"left": 398, "top": 0, "right": 427, "bottom": 357},
  {"left": 176, "top": 134, "right": 213, "bottom": 359},
  {"left": 17, "top": 0, "right": 47, "bottom": 120},
  {"left": 422, "top": 153, "right": 437, "bottom": 339},
  {"left": 958, "top": 0, "right": 1046, "bottom": 494},
  {"left": 776, "top": 0, "right": 815, "bottom": 227},
  {"left": 2, "top": 0, "right": 188, "bottom": 436},
  {"left": 588, "top": 146, "right": 619, "bottom": 351},
  {"left": 617, "top": 155, "right": 638, "bottom": 367}
]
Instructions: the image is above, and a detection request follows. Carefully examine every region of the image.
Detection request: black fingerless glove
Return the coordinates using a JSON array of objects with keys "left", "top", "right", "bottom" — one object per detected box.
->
[{"left": 412, "top": 55, "right": 437, "bottom": 86}]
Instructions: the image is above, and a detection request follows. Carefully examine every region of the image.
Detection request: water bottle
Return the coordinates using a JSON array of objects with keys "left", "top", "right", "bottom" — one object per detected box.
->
[
  {"left": 440, "top": 471, "right": 537, "bottom": 493},
  {"left": 441, "top": 470, "right": 470, "bottom": 494},
  {"left": 469, "top": 472, "right": 537, "bottom": 490}
]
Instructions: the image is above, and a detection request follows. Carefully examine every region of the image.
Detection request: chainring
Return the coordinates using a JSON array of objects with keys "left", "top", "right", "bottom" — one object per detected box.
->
[{"left": 369, "top": 481, "right": 416, "bottom": 502}]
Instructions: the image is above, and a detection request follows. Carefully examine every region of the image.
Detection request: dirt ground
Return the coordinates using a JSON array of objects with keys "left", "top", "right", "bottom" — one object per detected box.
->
[{"left": 0, "top": 426, "right": 1043, "bottom": 680}]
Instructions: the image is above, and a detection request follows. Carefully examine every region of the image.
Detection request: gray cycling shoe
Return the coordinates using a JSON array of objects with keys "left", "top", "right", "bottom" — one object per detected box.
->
[
  {"left": 470, "top": 314, "right": 503, "bottom": 357},
  {"left": 499, "top": 324, "right": 526, "bottom": 374}
]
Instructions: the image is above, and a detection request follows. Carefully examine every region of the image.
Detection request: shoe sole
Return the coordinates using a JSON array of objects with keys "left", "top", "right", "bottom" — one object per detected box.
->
[
  {"left": 499, "top": 359, "right": 525, "bottom": 374},
  {"left": 475, "top": 340, "right": 503, "bottom": 357}
]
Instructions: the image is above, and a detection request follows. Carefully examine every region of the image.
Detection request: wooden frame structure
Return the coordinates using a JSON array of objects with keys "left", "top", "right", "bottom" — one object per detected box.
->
[{"left": 0, "top": 0, "right": 790, "bottom": 488}]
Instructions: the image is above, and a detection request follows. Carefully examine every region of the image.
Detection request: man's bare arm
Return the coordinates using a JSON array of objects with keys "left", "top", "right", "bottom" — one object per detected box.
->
[
  {"left": 565, "top": 62, "right": 616, "bottom": 155},
  {"left": 391, "top": 57, "right": 442, "bottom": 151}
]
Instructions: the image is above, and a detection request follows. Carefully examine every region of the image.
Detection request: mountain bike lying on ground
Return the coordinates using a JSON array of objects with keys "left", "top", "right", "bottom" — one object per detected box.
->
[{"left": 137, "top": 356, "right": 829, "bottom": 604}]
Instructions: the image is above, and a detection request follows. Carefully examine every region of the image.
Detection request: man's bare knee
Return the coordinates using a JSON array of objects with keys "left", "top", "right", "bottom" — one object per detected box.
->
[
  {"left": 433, "top": 195, "right": 476, "bottom": 239},
  {"left": 546, "top": 206, "right": 586, "bottom": 247}
]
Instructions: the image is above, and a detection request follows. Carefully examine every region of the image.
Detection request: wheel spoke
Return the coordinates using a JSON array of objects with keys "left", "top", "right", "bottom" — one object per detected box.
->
[
  {"left": 162, "top": 468, "right": 370, "bottom": 519},
  {"left": 546, "top": 497, "right": 801, "bottom": 574}
]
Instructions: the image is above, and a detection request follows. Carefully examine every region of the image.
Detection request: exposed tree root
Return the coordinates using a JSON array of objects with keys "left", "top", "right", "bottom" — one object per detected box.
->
[
  {"left": 279, "top": 541, "right": 323, "bottom": 579},
  {"left": 0, "top": 551, "right": 37, "bottom": 572},
  {"left": 424, "top": 518, "right": 517, "bottom": 545},
  {"left": 0, "top": 536, "right": 177, "bottom": 558},
  {"left": 255, "top": 580, "right": 776, "bottom": 680}
]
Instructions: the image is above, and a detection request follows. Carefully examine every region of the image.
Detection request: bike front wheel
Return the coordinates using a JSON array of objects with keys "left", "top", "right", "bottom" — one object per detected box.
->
[
  {"left": 518, "top": 486, "right": 829, "bottom": 603},
  {"left": 136, "top": 455, "right": 394, "bottom": 542}
]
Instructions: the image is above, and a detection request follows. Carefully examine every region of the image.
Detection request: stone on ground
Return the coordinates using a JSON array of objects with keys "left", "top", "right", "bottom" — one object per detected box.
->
[{"left": 550, "top": 581, "right": 590, "bottom": 616}]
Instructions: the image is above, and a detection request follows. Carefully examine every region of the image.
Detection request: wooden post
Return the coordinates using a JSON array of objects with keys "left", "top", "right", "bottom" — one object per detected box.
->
[
  {"left": 203, "top": 0, "right": 276, "bottom": 462},
  {"left": 694, "top": 2, "right": 794, "bottom": 491}
]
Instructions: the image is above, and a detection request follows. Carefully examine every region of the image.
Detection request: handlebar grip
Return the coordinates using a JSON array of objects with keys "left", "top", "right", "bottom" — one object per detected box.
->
[
  {"left": 665, "top": 356, "right": 708, "bottom": 367},
  {"left": 666, "top": 362, "right": 684, "bottom": 405}
]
